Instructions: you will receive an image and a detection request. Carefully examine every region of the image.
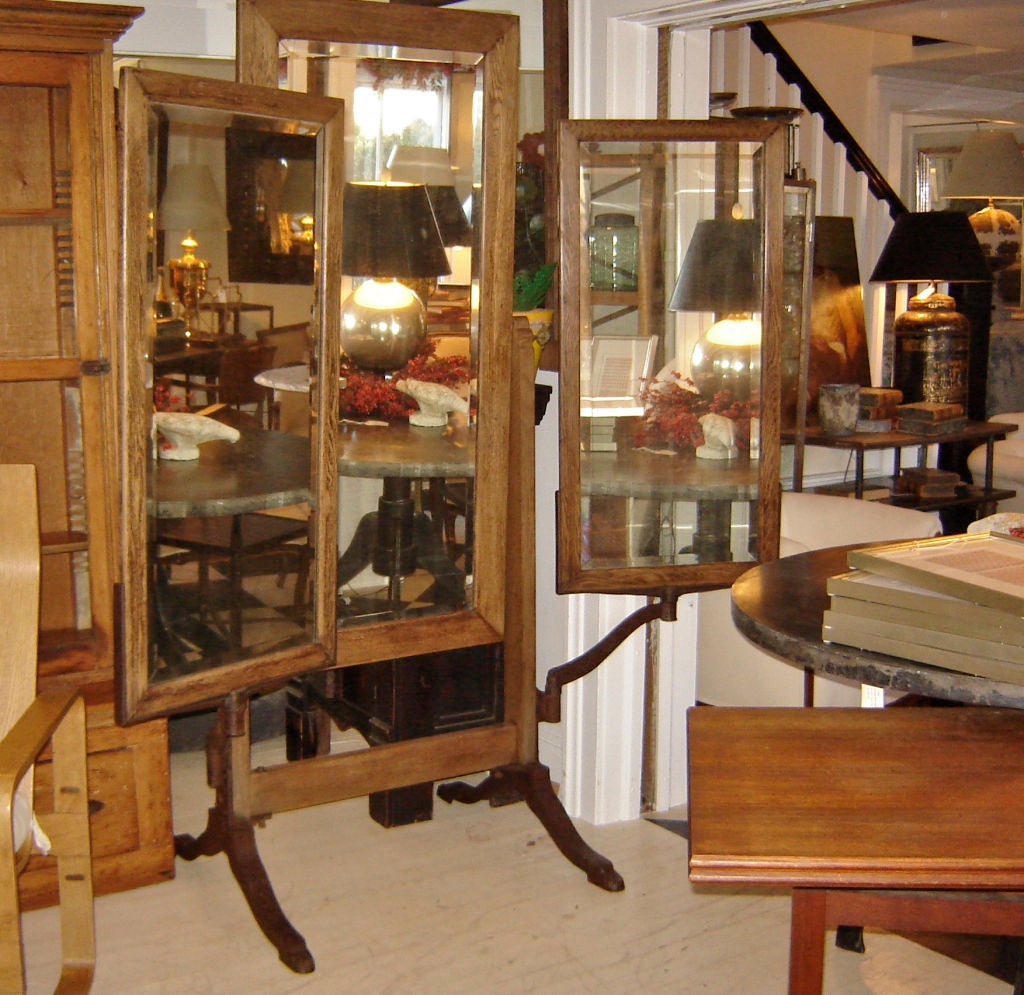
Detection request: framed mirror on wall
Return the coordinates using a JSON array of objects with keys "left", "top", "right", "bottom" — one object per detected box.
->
[
  {"left": 557, "top": 117, "right": 787, "bottom": 596},
  {"left": 118, "top": 68, "right": 345, "bottom": 723},
  {"left": 225, "top": 126, "right": 317, "bottom": 284}
]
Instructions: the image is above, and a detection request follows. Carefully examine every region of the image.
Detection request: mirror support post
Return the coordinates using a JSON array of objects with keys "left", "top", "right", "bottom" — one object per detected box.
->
[{"left": 174, "top": 694, "right": 316, "bottom": 973}]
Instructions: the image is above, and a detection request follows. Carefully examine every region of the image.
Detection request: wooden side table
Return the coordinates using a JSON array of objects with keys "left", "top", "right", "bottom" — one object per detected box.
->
[
  {"left": 198, "top": 300, "right": 274, "bottom": 338},
  {"left": 784, "top": 420, "right": 1016, "bottom": 520}
]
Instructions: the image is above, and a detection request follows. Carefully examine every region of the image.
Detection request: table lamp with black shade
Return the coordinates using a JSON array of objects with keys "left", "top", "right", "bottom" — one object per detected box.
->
[
  {"left": 157, "top": 162, "right": 230, "bottom": 338},
  {"left": 340, "top": 181, "right": 450, "bottom": 371},
  {"left": 869, "top": 211, "right": 991, "bottom": 408},
  {"left": 669, "top": 217, "right": 762, "bottom": 401}
]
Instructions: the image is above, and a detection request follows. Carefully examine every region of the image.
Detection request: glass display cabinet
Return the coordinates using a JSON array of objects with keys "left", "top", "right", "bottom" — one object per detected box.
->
[{"left": 556, "top": 118, "right": 787, "bottom": 597}]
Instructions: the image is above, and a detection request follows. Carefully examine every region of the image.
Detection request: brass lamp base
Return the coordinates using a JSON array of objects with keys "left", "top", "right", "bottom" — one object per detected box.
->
[{"left": 168, "top": 232, "right": 210, "bottom": 337}]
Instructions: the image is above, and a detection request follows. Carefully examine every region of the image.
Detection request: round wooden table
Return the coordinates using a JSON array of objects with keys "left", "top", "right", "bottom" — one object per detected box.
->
[{"left": 731, "top": 544, "right": 1024, "bottom": 709}]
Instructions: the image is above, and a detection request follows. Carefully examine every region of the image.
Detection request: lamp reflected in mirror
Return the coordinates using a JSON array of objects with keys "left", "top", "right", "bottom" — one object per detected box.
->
[
  {"left": 386, "top": 145, "right": 473, "bottom": 286},
  {"left": 670, "top": 217, "right": 761, "bottom": 401},
  {"left": 158, "top": 163, "right": 230, "bottom": 338},
  {"left": 340, "top": 181, "right": 450, "bottom": 370},
  {"left": 942, "top": 128, "right": 1024, "bottom": 314}
]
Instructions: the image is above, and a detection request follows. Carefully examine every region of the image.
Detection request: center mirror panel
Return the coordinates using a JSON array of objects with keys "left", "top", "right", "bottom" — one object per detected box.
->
[
  {"left": 238, "top": 0, "right": 519, "bottom": 661},
  {"left": 281, "top": 39, "right": 482, "bottom": 629},
  {"left": 118, "top": 69, "right": 345, "bottom": 722}
]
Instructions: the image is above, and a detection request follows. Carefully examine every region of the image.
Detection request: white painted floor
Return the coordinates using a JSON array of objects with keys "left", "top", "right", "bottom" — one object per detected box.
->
[{"left": 20, "top": 738, "right": 1012, "bottom": 994}]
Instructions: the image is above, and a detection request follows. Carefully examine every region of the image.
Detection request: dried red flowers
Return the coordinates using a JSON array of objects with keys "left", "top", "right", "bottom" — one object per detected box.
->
[
  {"left": 633, "top": 376, "right": 753, "bottom": 451},
  {"left": 339, "top": 340, "right": 470, "bottom": 420}
]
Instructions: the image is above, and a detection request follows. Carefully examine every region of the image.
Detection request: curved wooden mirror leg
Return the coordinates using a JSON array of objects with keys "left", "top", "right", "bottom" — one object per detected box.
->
[{"left": 174, "top": 695, "right": 314, "bottom": 972}]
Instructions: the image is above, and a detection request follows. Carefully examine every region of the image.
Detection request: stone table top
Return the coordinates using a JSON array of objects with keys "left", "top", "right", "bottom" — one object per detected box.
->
[{"left": 731, "top": 543, "right": 1024, "bottom": 709}]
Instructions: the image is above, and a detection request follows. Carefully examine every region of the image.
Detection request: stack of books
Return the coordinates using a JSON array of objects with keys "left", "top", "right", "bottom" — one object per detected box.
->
[
  {"left": 894, "top": 401, "right": 968, "bottom": 435},
  {"left": 892, "top": 466, "right": 961, "bottom": 501},
  {"left": 822, "top": 532, "right": 1024, "bottom": 686},
  {"left": 856, "top": 386, "right": 902, "bottom": 432}
]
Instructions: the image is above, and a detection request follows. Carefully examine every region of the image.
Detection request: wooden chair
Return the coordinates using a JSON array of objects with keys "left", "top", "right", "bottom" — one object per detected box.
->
[
  {"left": 1, "top": 464, "right": 94, "bottom": 994},
  {"left": 688, "top": 706, "right": 1024, "bottom": 995},
  {"left": 161, "top": 343, "right": 277, "bottom": 428}
]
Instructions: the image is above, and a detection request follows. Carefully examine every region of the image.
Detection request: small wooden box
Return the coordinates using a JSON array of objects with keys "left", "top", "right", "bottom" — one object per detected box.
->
[{"left": 19, "top": 656, "right": 175, "bottom": 910}]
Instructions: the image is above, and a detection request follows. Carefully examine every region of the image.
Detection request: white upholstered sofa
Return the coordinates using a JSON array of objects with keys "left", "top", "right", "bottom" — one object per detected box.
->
[
  {"left": 695, "top": 490, "right": 943, "bottom": 707},
  {"left": 967, "top": 411, "right": 1024, "bottom": 515}
]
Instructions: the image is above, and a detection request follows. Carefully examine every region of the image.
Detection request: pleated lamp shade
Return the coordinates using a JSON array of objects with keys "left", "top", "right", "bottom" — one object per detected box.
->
[{"left": 158, "top": 163, "right": 229, "bottom": 232}]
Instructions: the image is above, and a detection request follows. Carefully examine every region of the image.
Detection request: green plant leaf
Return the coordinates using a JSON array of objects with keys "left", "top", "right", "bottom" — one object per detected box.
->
[{"left": 513, "top": 261, "right": 556, "bottom": 311}]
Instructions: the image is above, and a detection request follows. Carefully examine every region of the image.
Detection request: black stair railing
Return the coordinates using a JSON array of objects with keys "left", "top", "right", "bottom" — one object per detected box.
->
[{"left": 748, "top": 20, "right": 907, "bottom": 220}]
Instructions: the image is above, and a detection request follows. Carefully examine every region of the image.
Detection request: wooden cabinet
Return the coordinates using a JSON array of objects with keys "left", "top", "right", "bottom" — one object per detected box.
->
[
  {"left": 291, "top": 643, "right": 504, "bottom": 826},
  {"left": 0, "top": 0, "right": 174, "bottom": 904},
  {"left": 19, "top": 676, "right": 174, "bottom": 910}
]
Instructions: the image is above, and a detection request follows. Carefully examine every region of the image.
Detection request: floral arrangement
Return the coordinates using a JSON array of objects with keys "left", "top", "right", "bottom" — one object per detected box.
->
[
  {"left": 152, "top": 380, "right": 192, "bottom": 412},
  {"left": 633, "top": 376, "right": 754, "bottom": 452},
  {"left": 340, "top": 339, "right": 470, "bottom": 420}
]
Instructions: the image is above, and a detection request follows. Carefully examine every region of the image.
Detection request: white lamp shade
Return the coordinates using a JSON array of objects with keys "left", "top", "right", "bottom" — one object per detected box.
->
[
  {"left": 158, "top": 163, "right": 230, "bottom": 231},
  {"left": 386, "top": 146, "right": 457, "bottom": 186},
  {"left": 943, "top": 129, "right": 1024, "bottom": 200}
]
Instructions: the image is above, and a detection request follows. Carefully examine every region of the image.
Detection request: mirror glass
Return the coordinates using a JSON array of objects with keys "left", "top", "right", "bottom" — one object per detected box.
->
[
  {"left": 225, "top": 126, "right": 317, "bottom": 284},
  {"left": 148, "top": 103, "right": 316, "bottom": 679},
  {"left": 558, "top": 120, "right": 785, "bottom": 594},
  {"left": 120, "top": 69, "right": 344, "bottom": 719},
  {"left": 281, "top": 39, "right": 482, "bottom": 627}
]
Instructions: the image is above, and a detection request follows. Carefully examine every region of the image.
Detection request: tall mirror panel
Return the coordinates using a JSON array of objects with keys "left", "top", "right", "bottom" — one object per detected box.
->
[
  {"left": 238, "top": 0, "right": 519, "bottom": 662},
  {"left": 558, "top": 119, "right": 786, "bottom": 596},
  {"left": 279, "top": 39, "right": 482, "bottom": 628},
  {"left": 119, "top": 69, "right": 345, "bottom": 722}
]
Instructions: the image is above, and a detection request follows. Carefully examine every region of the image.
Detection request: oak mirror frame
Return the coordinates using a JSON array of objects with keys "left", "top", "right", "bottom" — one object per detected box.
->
[
  {"left": 118, "top": 68, "right": 345, "bottom": 723},
  {"left": 557, "top": 118, "right": 786, "bottom": 596},
  {"left": 237, "top": 0, "right": 519, "bottom": 667}
]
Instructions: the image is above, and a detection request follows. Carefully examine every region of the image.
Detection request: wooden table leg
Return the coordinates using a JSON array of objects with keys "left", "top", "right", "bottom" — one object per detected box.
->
[{"left": 789, "top": 889, "right": 828, "bottom": 995}]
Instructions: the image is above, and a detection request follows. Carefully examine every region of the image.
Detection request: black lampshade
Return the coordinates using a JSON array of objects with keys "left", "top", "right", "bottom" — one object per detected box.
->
[
  {"left": 669, "top": 219, "right": 760, "bottom": 313},
  {"left": 342, "top": 182, "right": 450, "bottom": 278},
  {"left": 868, "top": 211, "right": 992, "bottom": 285},
  {"left": 425, "top": 185, "right": 473, "bottom": 246}
]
